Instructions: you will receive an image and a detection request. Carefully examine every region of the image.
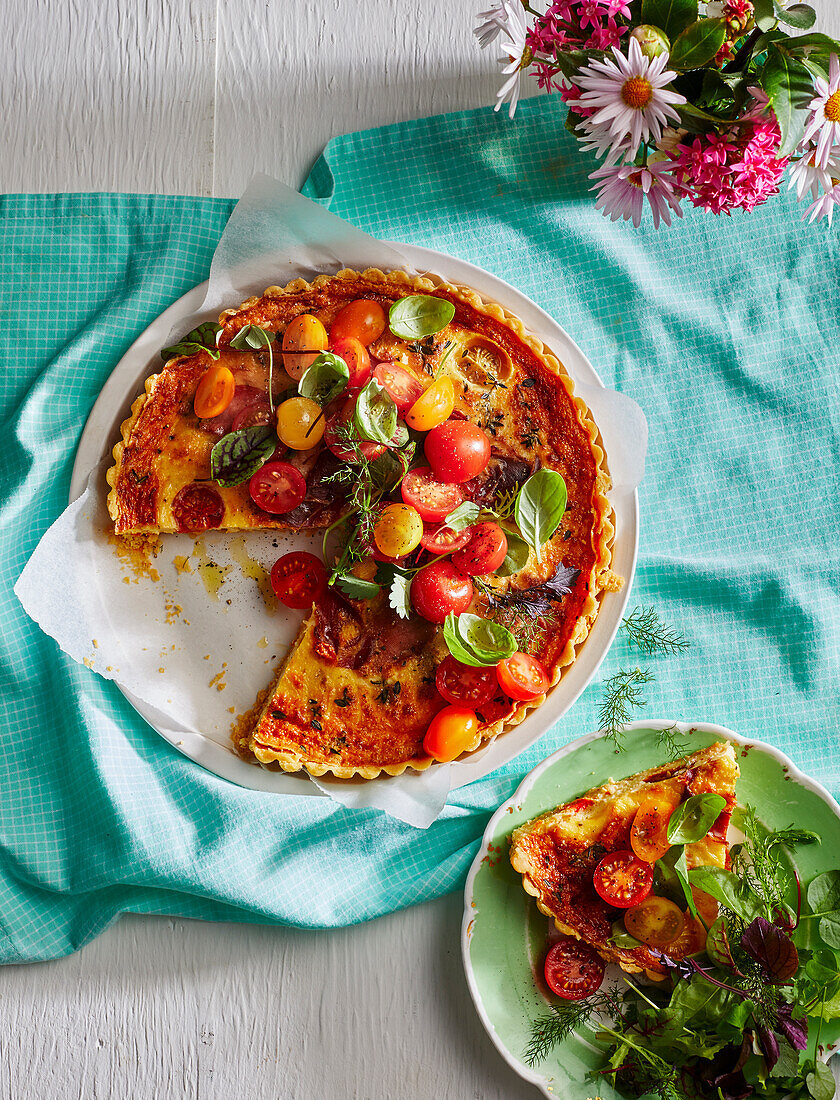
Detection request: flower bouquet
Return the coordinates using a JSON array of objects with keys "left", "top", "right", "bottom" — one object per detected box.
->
[{"left": 476, "top": 0, "right": 840, "bottom": 225}]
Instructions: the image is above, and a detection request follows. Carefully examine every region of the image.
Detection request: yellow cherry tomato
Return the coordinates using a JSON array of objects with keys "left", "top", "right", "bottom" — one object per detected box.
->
[
  {"left": 423, "top": 705, "right": 479, "bottom": 762},
  {"left": 282, "top": 314, "right": 328, "bottom": 381},
  {"left": 194, "top": 365, "right": 235, "bottom": 418},
  {"left": 624, "top": 896, "right": 685, "bottom": 947},
  {"left": 373, "top": 503, "right": 424, "bottom": 558},
  {"left": 405, "top": 375, "right": 456, "bottom": 432},
  {"left": 277, "top": 396, "right": 326, "bottom": 450}
]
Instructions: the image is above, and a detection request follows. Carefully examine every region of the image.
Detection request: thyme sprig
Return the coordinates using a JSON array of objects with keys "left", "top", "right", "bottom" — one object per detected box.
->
[{"left": 598, "top": 667, "right": 655, "bottom": 748}]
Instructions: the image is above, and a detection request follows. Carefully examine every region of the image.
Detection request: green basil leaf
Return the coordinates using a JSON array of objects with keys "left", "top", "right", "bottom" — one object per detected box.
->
[
  {"left": 514, "top": 469, "right": 567, "bottom": 559},
  {"left": 762, "top": 43, "right": 816, "bottom": 154},
  {"left": 610, "top": 918, "right": 644, "bottom": 949},
  {"left": 298, "top": 352, "right": 350, "bottom": 408},
  {"left": 669, "top": 17, "right": 727, "bottom": 70},
  {"left": 495, "top": 527, "right": 531, "bottom": 578},
  {"left": 776, "top": 2, "right": 817, "bottom": 29},
  {"left": 210, "top": 426, "right": 277, "bottom": 487},
  {"left": 354, "top": 378, "right": 398, "bottom": 444},
  {"left": 667, "top": 793, "right": 727, "bottom": 845},
  {"left": 688, "top": 865, "right": 764, "bottom": 923},
  {"left": 161, "top": 321, "right": 222, "bottom": 362},
  {"left": 389, "top": 295, "right": 456, "bottom": 341},
  {"left": 807, "top": 871, "right": 840, "bottom": 949},
  {"left": 443, "top": 501, "right": 481, "bottom": 533},
  {"left": 442, "top": 611, "right": 517, "bottom": 667},
  {"left": 640, "top": 0, "right": 697, "bottom": 39},
  {"left": 336, "top": 573, "right": 381, "bottom": 600},
  {"left": 229, "top": 324, "right": 276, "bottom": 351}
]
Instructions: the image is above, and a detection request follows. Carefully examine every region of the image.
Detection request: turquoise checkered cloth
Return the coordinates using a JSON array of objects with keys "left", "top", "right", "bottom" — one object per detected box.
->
[{"left": 2, "top": 95, "right": 839, "bottom": 962}]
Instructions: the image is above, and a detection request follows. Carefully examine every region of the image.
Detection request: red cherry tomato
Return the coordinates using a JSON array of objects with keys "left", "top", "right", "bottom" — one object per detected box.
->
[
  {"left": 451, "top": 521, "right": 508, "bottom": 576},
  {"left": 171, "top": 484, "right": 225, "bottom": 532},
  {"left": 419, "top": 523, "right": 472, "bottom": 555},
  {"left": 232, "top": 400, "right": 273, "bottom": 431},
  {"left": 329, "top": 299, "right": 387, "bottom": 346},
  {"left": 422, "top": 705, "right": 479, "bottom": 762},
  {"left": 329, "top": 336, "right": 371, "bottom": 388},
  {"left": 435, "top": 656, "right": 498, "bottom": 707},
  {"left": 496, "top": 652, "right": 551, "bottom": 701},
  {"left": 324, "top": 396, "right": 386, "bottom": 463},
  {"left": 270, "top": 552, "right": 327, "bottom": 609},
  {"left": 249, "top": 461, "right": 307, "bottom": 514},
  {"left": 424, "top": 420, "right": 491, "bottom": 484},
  {"left": 372, "top": 362, "right": 424, "bottom": 413},
  {"left": 593, "top": 851, "right": 654, "bottom": 909},
  {"left": 410, "top": 561, "right": 473, "bottom": 624},
  {"left": 544, "top": 939, "right": 605, "bottom": 1001},
  {"left": 401, "top": 466, "right": 465, "bottom": 523}
]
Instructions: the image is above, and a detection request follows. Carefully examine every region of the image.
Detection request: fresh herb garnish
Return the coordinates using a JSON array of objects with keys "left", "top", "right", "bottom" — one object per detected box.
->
[
  {"left": 667, "top": 793, "right": 727, "bottom": 845},
  {"left": 443, "top": 501, "right": 481, "bottom": 532},
  {"left": 354, "top": 378, "right": 398, "bottom": 444},
  {"left": 209, "top": 426, "right": 276, "bottom": 487},
  {"left": 494, "top": 527, "right": 530, "bottom": 578},
  {"left": 484, "top": 562, "right": 578, "bottom": 618},
  {"left": 388, "top": 294, "right": 455, "bottom": 340},
  {"left": 442, "top": 611, "right": 516, "bottom": 667},
  {"left": 597, "top": 667, "right": 654, "bottom": 748},
  {"left": 298, "top": 352, "right": 349, "bottom": 407},
  {"left": 161, "top": 321, "right": 222, "bottom": 362},
  {"left": 335, "top": 573, "right": 381, "bottom": 600},
  {"left": 229, "top": 324, "right": 278, "bottom": 411},
  {"left": 621, "top": 606, "right": 690, "bottom": 656},
  {"left": 514, "top": 469, "right": 567, "bottom": 562}
]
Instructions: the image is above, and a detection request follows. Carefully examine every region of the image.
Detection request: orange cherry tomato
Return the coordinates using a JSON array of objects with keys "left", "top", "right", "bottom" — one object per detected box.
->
[
  {"left": 422, "top": 705, "right": 479, "bottom": 762},
  {"left": 330, "top": 299, "right": 387, "bottom": 346},
  {"left": 194, "top": 365, "right": 235, "bottom": 419},
  {"left": 282, "top": 314, "right": 328, "bottom": 380},
  {"left": 630, "top": 793, "right": 679, "bottom": 863},
  {"left": 405, "top": 376, "right": 456, "bottom": 432},
  {"left": 692, "top": 887, "right": 720, "bottom": 929},
  {"left": 624, "top": 895, "right": 685, "bottom": 947}
]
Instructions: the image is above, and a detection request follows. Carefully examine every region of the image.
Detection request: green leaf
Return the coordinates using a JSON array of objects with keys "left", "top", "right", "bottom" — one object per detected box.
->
[
  {"left": 161, "top": 321, "right": 222, "bottom": 362},
  {"left": 354, "top": 378, "right": 398, "bottom": 444},
  {"left": 388, "top": 295, "right": 455, "bottom": 341},
  {"left": 769, "top": 1039, "right": 801, "bottom": 1078},
  {"left": 495, "top": 528, "right": 531, "bottom": 578},
  {"left": 388, "top": 571, "right": 412, "bottom": 620},
  {"left": 653, "top": 846, "right": 697, "bottom": 916},
  {"left": 783, "top": 32, "right": 840, "bottom": 57},
  {"left": 442, "top": 612, "right": 517, "bottom": 667},
  {"left": 210, "top": 426, "right": 276, "bottom": 487},
  {"left": 807, "top": 871, "right": 840, "bottom": 949},
  {"left": 669, "top": 18, "right": 727, "bottom": 70},
  {"left": 610, "top": 918, "right": 644, "bottom": 949},
  {"left": 688, "top": 865, "right": 764, "bottom": 923},
  {"left": 776, "top": 2, "right": 817, "bottom": 29},
  {"left": 667, "top": 793, "right": 727, "bottom": 845},
  {"left": 514, "top": 470, "right": 567, "bottom": 561},
  {"left": 806, "top": 1061, "right": 835, "bottom": 1100},
  {"left": 229, "top": 324, "right": 276, "bottom": 351},
  {"left": 754, "top": 0, "right": 778, "bottom": 31},
  {"left": 640, "top": 0, "right": 697, "bottom": 40},
  {"left": 443, "top": 501, "right": 481, "bottom": 532},
  {"left": 336, "top": 573, "right": 381, "bottom": 600},
  {"left": 761, "top": 44, "right": 815, "bottom": 155},
  {"left": 298, "top": 352, "right": 350, "bottom": 408}
]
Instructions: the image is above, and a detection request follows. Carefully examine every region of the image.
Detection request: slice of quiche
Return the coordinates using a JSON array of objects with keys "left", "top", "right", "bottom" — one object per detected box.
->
[{"left": 509, "top": 741, "right": 740, "bottom": 976}]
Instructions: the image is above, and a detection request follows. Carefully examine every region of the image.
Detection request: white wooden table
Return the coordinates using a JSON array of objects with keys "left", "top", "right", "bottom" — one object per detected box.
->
[{"left": 2, "top": 2, "right": 838, "bottom": 1097}]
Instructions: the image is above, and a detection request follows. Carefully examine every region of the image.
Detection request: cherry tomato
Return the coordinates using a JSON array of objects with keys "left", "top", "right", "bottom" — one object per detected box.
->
[
  {"left": 406, "top": 375, "right": 456, "bottom": 432},
  {"left": 543, "top": 939, "right": 605, "bottom": 1001},
  {"left": 630, "top": 793, "right": 678, "bottom": 863},
  {"left": 435, "top": 656, "right": 498, "bottom": 707},
  {"left": 422, "top": 705, "right": 479, "bottom": 762},
  {"left": 324, "top": 396, "right": 386, "bottom": 463},
  {"left": 410, "top": 561, "right": 473, "bottom": 624},
  {"left": 171, "top": 484, "right": 225, "bottom": 532},
  {"left": 277, "top": 396, "right": 326, "bottom": 450},
  {"left": 665, "top": 914, "right": 708, "bottom": 959},
  {"left": 451, "top": 521, "right": 508, "bottom": 576},
  {"left": 374, "top": 504, "right": 424, "bottom": 558},
  {"left": 270, "top": 552, "right": 327, "bottom": 610},
  {"left": 372, "top": 362, "right": 424, "bottom": 413},
  {"left": 232, "top": 401, "right": 273, "bottom": 431},
  {"left": 624, "top": 896, "right": 685, "bottom": 947},
  {"left": 330, "top": 299, "right": 387, "bottom": 346},
  {"left": 424, "top": 420, "right": 492, "bottom": 484},
  {"left": 282, "top": 314, "right": 328, "bottom": 380},
  {"left": 419, "top": 524, "right": 472, "bottom": 555},
  {"left": 194, "top": 365, "right": 235, "bottom": 419},
  {"left": 692, "top": 888, "right": 720, "bottom": 929},
  {"left": 329, "top": 335, "right": 371, "bottom": 388},
  {"left": 496, "top": 652, "right": 551, "bottom": 701},
  {"left": 401, "top": 466, "right": 465, "bottom": 523},
  {"left": 249, "top": 461, "right": 307, "bottom": 514},
  {"left": 593, "top": 851, "right": 654, "bottom": 909}
]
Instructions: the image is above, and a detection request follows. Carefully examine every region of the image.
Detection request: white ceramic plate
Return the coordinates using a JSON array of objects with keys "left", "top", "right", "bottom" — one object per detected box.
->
[{"left": 71, "top": 244, "right": 639, "bottom": 796}]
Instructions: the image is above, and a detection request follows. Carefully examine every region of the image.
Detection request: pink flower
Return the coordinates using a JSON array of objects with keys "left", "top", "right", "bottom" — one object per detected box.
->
[
  {"left": 534, "top": 61, "right": 563, "bottom": 92},
  {"left": 587, "top": 20, "right": 626, "bottom": 51},
  {"left": 526, "top": 0, "right": 629, "bottom": 59},
  {"left": 589, "top": 160, "right": 684, "bottom": 227},
  {"left": 803, "top": 180, "right": 840, "bottom": 225},
  {"left": 559, "top": 80, "right": 597, "bottom": 118}
]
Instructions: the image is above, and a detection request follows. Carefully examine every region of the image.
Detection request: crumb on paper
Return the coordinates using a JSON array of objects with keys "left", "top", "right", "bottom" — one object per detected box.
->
[
  {"left": 83, "top": 657, "right": 93, "bottom": 668},
  {"left": 209, "top": 662, "right": 228, "bottom": 692},
  {"left": 109, "top": 533, "right": 162, "bottom": 584},
  {"left": 92, "top": 639, "right": 99, "bottom": 648},
  {"left": 173, "top": 554, "right": 193, "bottom": 574},
  {"left": 257, "top": 636, "right": 268, "bottom": 649},
  {"left": 158, "top": 667, "right": 165, "bottom": 673},
  {"left": 204, "top": 654, "right": 210, "bottom": 660}
]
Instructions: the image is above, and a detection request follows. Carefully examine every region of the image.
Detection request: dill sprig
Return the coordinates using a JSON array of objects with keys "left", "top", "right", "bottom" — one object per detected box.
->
[
  {"left": 598, "top": 667, "right": 655, "bottom": 748},
  {"left": 524, "top": 991, "right": 617, "bottom": 1067},
  {"left": 730, "top": 805, "right": 819, "bottom": 918},
  {"left": 654, "top": 723, "right": 690, "bottom": 761},
  {"left": 620, "top": 606, "right": 689, "bottom": 657}
]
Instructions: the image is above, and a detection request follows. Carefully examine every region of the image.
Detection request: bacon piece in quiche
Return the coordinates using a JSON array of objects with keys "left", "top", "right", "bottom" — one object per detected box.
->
[{"left": 509, "top": 742, "right": 740, "bottom": 976}]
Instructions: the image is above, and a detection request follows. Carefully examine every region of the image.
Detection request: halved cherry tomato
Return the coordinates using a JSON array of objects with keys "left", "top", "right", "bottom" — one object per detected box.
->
[
  {"left": 199, "top": 384, "right": 263, "bottom": 436},
  {"left": 282, "top": 314, "right": 328, "bottom": 380},
  {"left": 692, "top": 888, "right": 720, "bottom": 929},
  {"left": 194, "top": 365, "right": 235, "bottom": 418},
  {"left": 419, "top": 524, "right": 472, "bottom": 555},
  {"left": 424, "top": 419, "right": 492, "bottom": 483},
  {"left": 401, "top": 466, "right": 465, "bottom": 523},
  {"left": 544, "top": 939, "right": 605, "bottom": 1000},
  {"left": 324, "top": 396, "right": 386, "bottom": 463},
  {"left": 410, "top": 560, "right": 473, "bottom": 624},
  {"left": 422, "top": 705, "right": 479, "bottom": 762},
  {"left": 624, "top": 896, "right": 685, "bottom": 947},
  {"left": 406, "top": 375, "right": 456, "bottom": 432},
  {"left": 435, "top": 656, "right": 498, "bottom": 707},
  {"left": 372, "top": 362, "right": 425, "bottom": 413},
  {"left": 249, "top": 461, "right": 307, "bottom": 514},
  {"left": 593, "top": 851, "right": 654, "bottom": 909},
  {"left": 171, "top": 483, "right": 225, "bottom": 532},
  {"left": 373, "top": 504, "right": 424, "bottom": 558},
  {"left": 496, "top": 652, "right": 550, "bottom": 701},
  {"left": 270, "top": 552, "right": 327, "bottom": 610},
  {"left": 232, "top": 401, "right": 273, "bottom": 431},
  {"left": 277, "top": 396, "right": 326, "bottom": 450},
  {"left": 630, "top": 793, "right": 679, "bottom": 863},
  {"left": 329, "top": 299, "right": 387, "bottom": 346},
  {"left": 329, "top": 336, "right": 371, "bottom": 388},
  {"left": 451, "top": 521, "right": 508, "bottom": 576},
  {"left": 665, "top": 914, "right": 708, "bottom": 959}
]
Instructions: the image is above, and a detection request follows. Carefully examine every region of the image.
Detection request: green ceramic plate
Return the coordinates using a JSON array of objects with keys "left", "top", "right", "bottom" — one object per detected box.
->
[{"left": 462, "top": 720, "right": 840, "bottom": 1098}]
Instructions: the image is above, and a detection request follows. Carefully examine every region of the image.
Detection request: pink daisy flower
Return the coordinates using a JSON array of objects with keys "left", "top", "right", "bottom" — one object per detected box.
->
[
  {"left": 801, "top": 53, "right": 840, "bottom": 170},
  {"left": 589, "top": 161, "right": 684, "bottom": 227}
]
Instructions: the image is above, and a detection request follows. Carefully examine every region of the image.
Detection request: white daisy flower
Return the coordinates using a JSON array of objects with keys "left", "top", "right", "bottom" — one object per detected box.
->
[
  {"left": 575, "top": 36, "right": 687, "bottom": 150},
  {"left": 788, "top": 146, "right": 840, "bottom": 202},
  {"left": 589, "top": 160, "right": 684, "bottom": 228},
  {"left": 578, "top": 117, "right": 635, "bottom": 166},
  {"left": 474, "top": 3, "right": 507, "bottom": 49},
  {"left": 492, "top": 0, "right": 530, "bottom": 119},
  {"left": 801, "top": 53, "right": 840, "bottom": 169},
  {"left": 803, "top": 180, "right": 840, "bottom": 225}
]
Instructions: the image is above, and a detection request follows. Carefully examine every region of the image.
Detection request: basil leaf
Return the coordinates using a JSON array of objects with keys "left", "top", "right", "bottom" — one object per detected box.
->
[
  {"left": 495, "top": 528, "right": 531, "bottom": 578},
  {"left": 610, "top": 918, "right": 643, "bottom": 949},
  {"left": 806, "top": 870, "right": 840, "bottom": 949},
  {"left": 230, "top": 324, "right": 276, "bottom": 351},
  {"left": 688, "top": 865, "right": 764, "bottom": 923},
  {"left": 443, "top": 501, "right": 481, "bottom": 533},
  {"left": 667, "top": 793, "right": 727, "bottom": 845},
  {"left": 336, "top": 573, "right": 381, "bottom": 600},
  {"left": 390, "top": 421, "right": 410, "bottom": 448},
  {"left": 654, "top": 846, "right": 698, "bottom": 917},
  {"left": 442, "top": 612, "right": 516, "bottom": 667},
  {"left": 298, "top": 352, "right": 350, "bottom": 408},
  {"left": 389, "top": 295, "right": 455, "bottom": 341},
  {"left": 210, "top": 426, "right": 277, "bottom": 487},
  {"left": 514, "top": 469, "right": 567, "bottom": 559},
  {"left": 161, "top": 321, "right": 222, "bottom": 362},
  {"left": 354, "top": 378, "right": 398, "bottom": 444}
]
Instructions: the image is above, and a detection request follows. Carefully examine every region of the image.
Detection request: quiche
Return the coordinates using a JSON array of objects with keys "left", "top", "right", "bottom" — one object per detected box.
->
[
  {"left": 509, "top": 741, "right": 740, "bottom": 976},
  {"left": 107, "top": 268, "right": 619, "bottom": 779}
]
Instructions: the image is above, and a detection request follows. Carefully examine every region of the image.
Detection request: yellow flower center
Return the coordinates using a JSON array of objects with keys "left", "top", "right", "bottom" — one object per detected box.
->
[
  {"left": 622, "top": 76, "right": 654, "bottom": 110},
  {"left": 825, "top": 90, "right": 840, "bottom": 123}
]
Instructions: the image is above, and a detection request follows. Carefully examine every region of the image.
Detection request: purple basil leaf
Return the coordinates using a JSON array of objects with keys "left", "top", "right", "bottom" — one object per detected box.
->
[
  {"left": 776, "top": 1003, "right": 808, "bottom": 1051},
  {"left": 741, "top": 916, "right": 799, "bottom": 981},
  {"left": 757, "top": 1026, "right": 780, "bottom": 1070}
]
